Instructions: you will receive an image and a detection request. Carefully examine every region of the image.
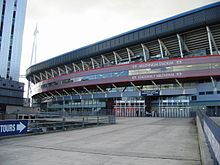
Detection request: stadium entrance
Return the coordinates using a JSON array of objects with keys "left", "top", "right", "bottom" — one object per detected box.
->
[
  {"left": 113, "top": 95, "right": 192, "bottom": 118},
  {"left": 158, "top": 96, "right": 191, "bottom": 118},
  {"left": 114, "top": 98, "right": 145, "bottom": 117}
]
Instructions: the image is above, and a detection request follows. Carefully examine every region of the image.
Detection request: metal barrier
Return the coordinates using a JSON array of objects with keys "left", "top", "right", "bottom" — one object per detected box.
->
[
  {"left": 197, "top": 110, "right": 220, "bottom": 165},
  {"left": 3, "top": 109, "right": 116, "bottom": 135}
]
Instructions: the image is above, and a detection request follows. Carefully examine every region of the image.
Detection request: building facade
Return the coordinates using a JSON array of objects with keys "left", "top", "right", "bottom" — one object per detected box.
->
[
  {"left": 0, "top": 77, "right": 24, "bottom": 119},
  {"left": 0, "top": 0, "right": 27, "bottom": 81},
  {"left": 0, "top": 0, "right": 26, "bottom": 119},
  {"left": 26, "top": 2, "right": 220, "bottom": 117}
]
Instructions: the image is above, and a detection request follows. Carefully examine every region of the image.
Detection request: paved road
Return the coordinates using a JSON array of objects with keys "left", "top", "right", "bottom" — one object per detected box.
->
[{"left": 0, "top": 118, "right": 200, "bottom": 165}]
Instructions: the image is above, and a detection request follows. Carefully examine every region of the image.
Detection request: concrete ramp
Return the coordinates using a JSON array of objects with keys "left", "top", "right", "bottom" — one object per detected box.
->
[{"left": 0, "top": 117, "right": 200, "bottom": 165}]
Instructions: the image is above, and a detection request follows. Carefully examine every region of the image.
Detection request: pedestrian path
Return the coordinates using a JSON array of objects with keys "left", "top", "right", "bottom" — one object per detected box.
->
[{"left": 0, "top": 117, "right": 200, "bottom": 165}]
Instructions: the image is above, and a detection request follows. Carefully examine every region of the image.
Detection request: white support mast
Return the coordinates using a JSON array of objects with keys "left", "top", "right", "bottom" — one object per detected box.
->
[{"left": 27, "top": 24, "right": 39, "bottom": 105}]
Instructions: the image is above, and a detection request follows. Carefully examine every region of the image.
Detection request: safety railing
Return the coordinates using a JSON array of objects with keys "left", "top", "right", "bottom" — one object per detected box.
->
[
  {"left": 2, "top": 109, "right": 116, "bottom": 134},
  {"left": 197, "top": 110, "right": 220, "bottom": 165}
]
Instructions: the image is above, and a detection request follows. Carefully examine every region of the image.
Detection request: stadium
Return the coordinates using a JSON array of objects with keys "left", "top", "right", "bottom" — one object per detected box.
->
[{"left": 26, "top": 2, "right": 220, "bottom": 118}]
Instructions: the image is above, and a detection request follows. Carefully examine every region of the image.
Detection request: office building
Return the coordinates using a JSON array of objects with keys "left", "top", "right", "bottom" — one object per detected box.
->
[
  {"left": 0, "top": 0, "right": 27, "bottom": 80},
  {"left": 0, "top": 0, "right": 27, "bottom": 118}
]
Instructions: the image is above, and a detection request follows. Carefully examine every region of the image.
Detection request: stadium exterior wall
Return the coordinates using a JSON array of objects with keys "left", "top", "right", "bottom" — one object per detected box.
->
[{"left": 26, "top": 2, "right": 220, "bottom": 117}]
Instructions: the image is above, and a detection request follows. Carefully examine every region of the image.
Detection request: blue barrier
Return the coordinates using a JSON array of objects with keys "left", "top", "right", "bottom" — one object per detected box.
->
[{"left": 198, "top": 111, "right": 220, "bottom": 165}]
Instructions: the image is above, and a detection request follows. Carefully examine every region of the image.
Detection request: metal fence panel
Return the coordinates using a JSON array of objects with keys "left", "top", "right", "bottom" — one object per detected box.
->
[{"left": 197, "top": 110, "right": 220, "bottom": 165}]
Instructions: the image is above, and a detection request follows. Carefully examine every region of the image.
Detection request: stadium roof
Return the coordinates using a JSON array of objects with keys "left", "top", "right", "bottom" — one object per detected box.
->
[{"left": 26, "top": 2, "right": 220, "bottom": 77}]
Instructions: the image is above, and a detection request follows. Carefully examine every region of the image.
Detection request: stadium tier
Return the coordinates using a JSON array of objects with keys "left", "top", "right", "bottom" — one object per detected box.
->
[{"left": 26, "top": 2, "right": 220, "bottom": 117}]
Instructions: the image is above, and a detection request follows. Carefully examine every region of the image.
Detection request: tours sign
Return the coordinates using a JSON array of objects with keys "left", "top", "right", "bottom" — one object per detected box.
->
[{"left": 0, "top": 120, "right": 28, "bottom": 136}]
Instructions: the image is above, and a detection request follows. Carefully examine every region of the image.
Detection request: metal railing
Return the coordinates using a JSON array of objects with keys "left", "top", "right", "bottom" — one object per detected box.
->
[
  {"left": 197, "top": 110, "right": 220, "bottom": 165},
  {"left": 2, "top": 109, "right": 116, "bottom": 134}
]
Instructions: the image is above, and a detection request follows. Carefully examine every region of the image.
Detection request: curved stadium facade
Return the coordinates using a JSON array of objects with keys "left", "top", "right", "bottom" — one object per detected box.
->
[{"left": 26, "top": 2, "right": 220, "bottom": 117}]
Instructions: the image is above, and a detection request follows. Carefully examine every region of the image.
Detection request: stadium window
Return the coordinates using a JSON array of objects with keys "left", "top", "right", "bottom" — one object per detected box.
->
[
  {"left": 206, "top": 91, "right": 213, "bottom": 95},
  {"left": 199, "top": 92, "right": 205, "bottom": 95},
  {"left": 191, "top": 96, "right": 197, "bottom": 101}
]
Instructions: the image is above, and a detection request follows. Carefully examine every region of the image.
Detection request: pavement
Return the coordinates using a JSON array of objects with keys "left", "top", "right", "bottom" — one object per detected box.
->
[{"left": 0, "top": 117, "right": 200, "bottom": 165}]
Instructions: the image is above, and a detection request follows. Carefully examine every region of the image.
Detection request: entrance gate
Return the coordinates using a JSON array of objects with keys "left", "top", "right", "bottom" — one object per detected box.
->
[
  {"left": 114, "top": 99, "right": 145, "bottom": 117},
  {"left": 158, "top": 96, "right": 191, "bottom": 118}
]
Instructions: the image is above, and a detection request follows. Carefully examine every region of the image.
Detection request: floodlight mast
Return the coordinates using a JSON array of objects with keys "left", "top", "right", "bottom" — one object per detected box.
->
[{"left": 27, "top": 24, "right": 39, "bottom": 105}]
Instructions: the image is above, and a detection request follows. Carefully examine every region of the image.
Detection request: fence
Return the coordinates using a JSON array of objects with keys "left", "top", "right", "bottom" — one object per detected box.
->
[
  {"left": 2, "top": 109, "right": 116, "bottom": 134},
  {"left": 197, "top": 110, "right": 220, "bottom": 165}
]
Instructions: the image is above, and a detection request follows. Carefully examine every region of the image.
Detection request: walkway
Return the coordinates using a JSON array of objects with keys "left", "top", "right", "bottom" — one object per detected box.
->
[{"left": 0, "top": 117, "right": 200, "bottom": 165}]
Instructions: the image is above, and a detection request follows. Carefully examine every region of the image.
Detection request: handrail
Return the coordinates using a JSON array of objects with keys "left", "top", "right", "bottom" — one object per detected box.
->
[{"left": 197, "top": 110, "right": 220, "bottom": 165}]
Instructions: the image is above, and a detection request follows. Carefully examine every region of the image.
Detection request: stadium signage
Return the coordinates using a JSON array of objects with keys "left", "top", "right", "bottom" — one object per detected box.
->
[
  {"left": 0, "top": 120, "right": 28, "bottom": 136},
  {"left": 132, "top": 60, "right": 182, "bottom": 69},
  {"left": 141, "top": 90, "right": 160, "bottom": 96},
  {"left": 131, "top": 72, "right": 183, "bottom": 80}
]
